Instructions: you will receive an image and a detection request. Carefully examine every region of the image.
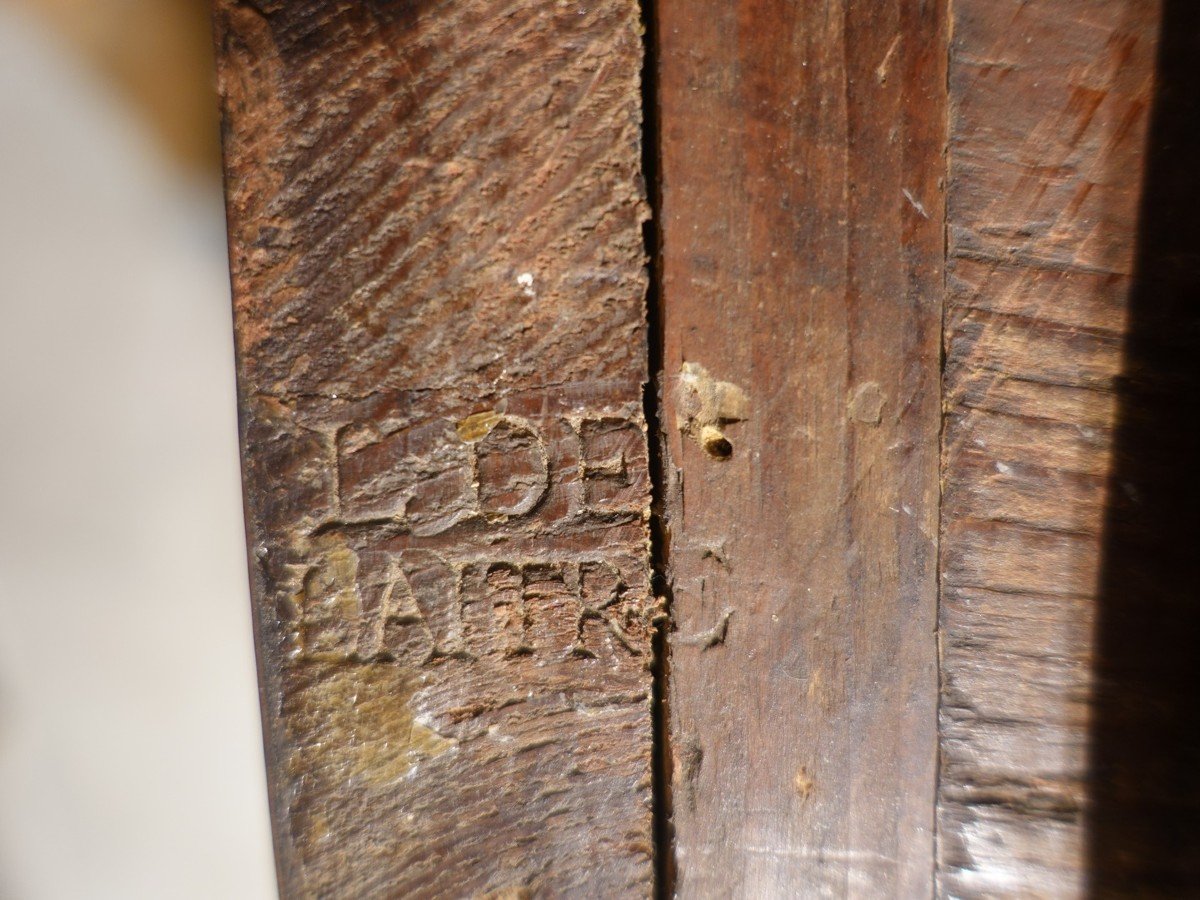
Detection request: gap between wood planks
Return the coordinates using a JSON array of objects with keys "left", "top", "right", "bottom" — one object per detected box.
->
[{"left": 638, "top": 0, "right": 674, "bottom": 894}]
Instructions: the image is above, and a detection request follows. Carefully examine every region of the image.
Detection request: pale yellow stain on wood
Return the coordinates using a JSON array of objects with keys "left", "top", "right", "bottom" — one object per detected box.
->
[
  {"left": 456, "top": 410, "right": 502, "bottom": 443},
  {"left": 677, "top": 362, "right": 749, "bottom": 460},
  {"left": 286, "top": 663, "right": 453, "bottom": 787}
]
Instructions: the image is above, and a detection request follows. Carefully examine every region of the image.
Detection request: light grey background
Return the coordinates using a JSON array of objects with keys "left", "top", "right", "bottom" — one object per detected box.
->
[{"left": 0, "top": 7, "right": 276, "bottom": 897}]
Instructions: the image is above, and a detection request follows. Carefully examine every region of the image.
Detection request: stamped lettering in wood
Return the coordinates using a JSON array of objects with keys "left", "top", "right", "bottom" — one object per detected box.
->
[{"left": 215, "top": 0, "right": 656, "bottom": 894}]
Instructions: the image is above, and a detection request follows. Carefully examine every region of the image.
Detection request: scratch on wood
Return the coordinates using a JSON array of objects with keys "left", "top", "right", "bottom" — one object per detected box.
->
[{"left": 677, "top": 608, "right": 733, "bottom": 649}]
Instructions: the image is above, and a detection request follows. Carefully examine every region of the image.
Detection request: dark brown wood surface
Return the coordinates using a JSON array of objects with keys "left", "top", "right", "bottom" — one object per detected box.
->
[
  {"left": 938, "top": 1, "right": 1163, "bottom": 894},
  {"left": 654, "top": 0, "right": 947, "bottom": 894},
  {"left": 214, "top": 1, "right": 656, "bottom": 895},
  {"left": 216, "top": 0, "right": 1199, "bottom": 894}
]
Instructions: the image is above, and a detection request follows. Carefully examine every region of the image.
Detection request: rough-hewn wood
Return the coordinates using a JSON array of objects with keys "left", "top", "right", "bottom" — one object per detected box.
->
[
  {"left": 214, "top": 2, "right": 655, "bottom": 895},
  {"left": 654, "top": 1, "right": 947, "bottom": 893},
  {"left": 938, "top": 1, "right": 1163, "bottom": 894}
]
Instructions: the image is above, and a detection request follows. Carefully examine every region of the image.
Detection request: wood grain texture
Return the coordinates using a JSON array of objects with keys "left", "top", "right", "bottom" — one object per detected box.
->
[
  {"left": 938, "top": 1, "right": 1160, "bottom": 894},
  {"left": 654, "top": 1, "right": 947, "bottom": 894},
  {"left": 214, "top": 1, "right": 655, "bottom": 895}
]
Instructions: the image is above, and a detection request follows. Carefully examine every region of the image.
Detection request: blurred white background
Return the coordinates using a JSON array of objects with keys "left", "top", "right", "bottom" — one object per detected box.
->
[{"left": 0, "top": 2, "right": 275, "bottom": 896}]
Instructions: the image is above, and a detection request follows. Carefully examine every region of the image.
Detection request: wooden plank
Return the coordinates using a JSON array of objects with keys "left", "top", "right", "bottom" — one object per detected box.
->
[
  {"left": 213, "top": 2, "right": 656, "bottom": 895},
  {"left": 654, "top": 1, "right": 947, "bottom": 893},
  {"left": 938, "top": 0, "right": 1164, "bottom": 894}
]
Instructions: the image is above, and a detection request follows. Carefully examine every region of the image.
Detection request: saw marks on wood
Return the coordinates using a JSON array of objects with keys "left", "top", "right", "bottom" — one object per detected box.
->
[
  {"left": 215, "top": 1, "right": 654, "bottom": 895},
  {"left": 939, "top": 1, "right": 1159, "bottom": 894}
]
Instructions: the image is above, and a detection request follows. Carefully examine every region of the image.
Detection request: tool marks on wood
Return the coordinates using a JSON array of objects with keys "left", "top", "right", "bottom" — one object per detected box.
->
[
  {"left": 939, "top": 1, "right": 1158, "bottom": 894},
  {"left": 215, "top": 0, "right": 1188, "bottom": 893},
  {"left": 216, "top": 1, "right": 654, "bottom": 895}
]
